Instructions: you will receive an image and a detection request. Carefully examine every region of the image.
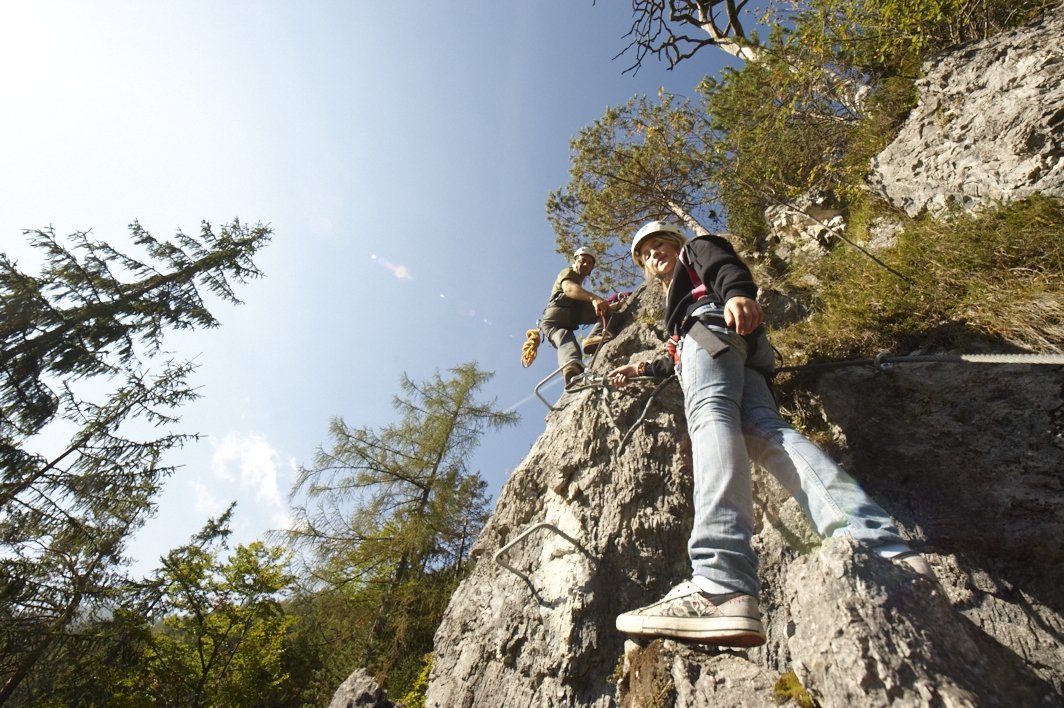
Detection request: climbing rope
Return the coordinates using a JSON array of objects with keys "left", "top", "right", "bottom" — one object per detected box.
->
[
  {"left": 521, "top": 328, "right": 541, "bottom": 368},
  {"left": 616, "top": 375, "right": 677, "bottom": 452}
]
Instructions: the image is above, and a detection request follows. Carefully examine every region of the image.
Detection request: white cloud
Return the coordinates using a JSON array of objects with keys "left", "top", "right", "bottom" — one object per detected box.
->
[
  {"left": 210, "top": 432, "right": 287, "bottom": 526},
  {"left": 191, "top": 479, "right": 226, "bottom": 517}
]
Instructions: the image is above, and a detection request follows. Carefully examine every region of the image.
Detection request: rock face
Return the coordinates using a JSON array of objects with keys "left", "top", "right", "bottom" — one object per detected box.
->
[
  {"left": 762, "top": 191, "right": 845, "bottom": 264},
  {"left": 329, "top": 668, "right": 396, "bottom": 708},
  {"left": 424, "top": 9, "right": 1064, "bottom": 707},
  {"left": 425, "top": 274, "right": 1063, "bottom": 706},
  {"left": 426, "top": 283, "right": 693, "bottom": 707},
  {"left": 870, "top": 4, "right": 1064, "bottom": 217}
]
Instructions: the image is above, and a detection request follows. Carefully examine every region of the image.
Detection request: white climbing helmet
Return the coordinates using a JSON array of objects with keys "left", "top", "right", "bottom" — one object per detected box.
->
[
  {"left": 631, "top": 220, "right": 687, "bottom": 267},
  {"left": 573, "top": 246, "right": 597, "bottom": 263}
]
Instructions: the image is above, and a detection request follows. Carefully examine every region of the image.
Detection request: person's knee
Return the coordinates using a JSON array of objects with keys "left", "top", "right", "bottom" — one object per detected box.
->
[
  {"left": 544, "top": 327, "right": 570, "bottom": 349},
  {"left": 743, "top": 404, "right": 789, "bottom": 440},
  {"left": 687, "top": 395, "right": 743, "bottom": 429}
]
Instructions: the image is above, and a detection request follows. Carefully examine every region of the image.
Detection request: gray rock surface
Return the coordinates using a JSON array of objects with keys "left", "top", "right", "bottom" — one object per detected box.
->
[
  {"left": 426, "top": 283, "right": 692, "bottom": 707},
  {"left": 786, "top": 538, "right": 1057, "bottom": 707},
  {"left": 762, "top": 191, "right": 845, "bottom": 264},
  {"left": 329, "top": 668, "right": 396, "bottom": 708},
  {"left": 423, "top": 275, "right": 1063, "bottom": 705},
  {"left": 870, "top": 4, "right": 1064, "bottom": 217}
]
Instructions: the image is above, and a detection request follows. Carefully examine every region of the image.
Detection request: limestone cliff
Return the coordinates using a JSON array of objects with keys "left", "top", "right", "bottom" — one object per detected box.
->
[
  {"left": 870, "top": 5, "right": 1064, "bottom": 217},
  {"left": 423, "top": 8, "right": 1064, "bottom": 707},
  {"left": 424, "top": 279, "right": 1062, "bottom": 707}
]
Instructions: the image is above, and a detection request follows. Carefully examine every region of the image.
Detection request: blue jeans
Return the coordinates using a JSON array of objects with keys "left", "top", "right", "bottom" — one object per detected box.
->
[{"left": 678, "top": 304, "right": 909, "bottom": 597}]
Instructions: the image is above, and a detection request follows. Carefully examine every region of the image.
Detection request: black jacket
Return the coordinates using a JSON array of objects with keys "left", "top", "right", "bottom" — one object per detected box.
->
[
  {"left": 645, "top": 234, "right": 759, "bottom": 378},
  {"left": 665, "top": 234, "right": 758, "bottom": 336}
]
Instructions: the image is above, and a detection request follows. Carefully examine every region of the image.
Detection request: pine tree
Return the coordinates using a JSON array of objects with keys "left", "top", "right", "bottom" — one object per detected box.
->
[
  {"left": 0, "top": 219, "right": 270, "bottom": 704},
  {"left": 546, "top": 93, "right": 725, "bottom": 291}
]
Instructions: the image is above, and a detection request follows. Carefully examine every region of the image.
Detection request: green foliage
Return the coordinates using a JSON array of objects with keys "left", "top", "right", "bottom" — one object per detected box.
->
[
  {"left": 1, "top": 220, "right": 267, "bottom": 436},
  {"left": 290, "top": 363, "right": 516, "bottom": 587},
  {"left": 757, "top": 0, "right": 1046, "bottom": 207},
  {"left": 552, "top": 1, "right": 1054, "bottom": 290},
  {"left": 0, "top": 220, "right": 270, "bottom": 704},
  {"left": 397, "top": 652, "right": 433, "bottom": 708},
  {"left": 286, "top": 362, "right": 517, "bottom": 699},
  {"left": 697, "top": 10, "right": 907, "bottom": 242},
  {"left": 772, "top": 196, "right": 1064, "bottom": 361},
  {"left": 0, "top": 508, "right": 298, "bottom": 707},
  {"left": 276, "top": 587, "right": 377, "bottom": 705},
  {"left": 785, "top": 0, "right": 1053, "bottom": 72},
  {"left": 142, "top": 535, "right": 295, "bottom": 707},
  {"left": 699, "top": 0, "right": 1052, "bottom": 244},
  {"left": 58, "top": 509, "right": 299, "bottom": 707},
  {"left": 699, "top": 52, "right": 862, "bottom": 247}
]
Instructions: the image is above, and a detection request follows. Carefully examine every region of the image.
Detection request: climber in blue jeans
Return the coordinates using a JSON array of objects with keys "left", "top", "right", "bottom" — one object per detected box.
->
[{"left": 608, "top": 220, "right": 936, "bottom": 647}]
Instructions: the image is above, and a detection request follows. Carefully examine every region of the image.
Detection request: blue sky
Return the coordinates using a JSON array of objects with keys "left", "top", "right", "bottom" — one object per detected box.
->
[{"left": 0, "top": 1, "right": 733, "bottom": 573}]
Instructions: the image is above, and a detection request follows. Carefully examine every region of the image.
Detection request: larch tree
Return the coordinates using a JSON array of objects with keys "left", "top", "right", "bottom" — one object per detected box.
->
[
  {"left": 0, "top": 219, "right": 271, "bottom": 704},
  {"left": 286, "top": 362, "right": 517, "bottom": 688}
]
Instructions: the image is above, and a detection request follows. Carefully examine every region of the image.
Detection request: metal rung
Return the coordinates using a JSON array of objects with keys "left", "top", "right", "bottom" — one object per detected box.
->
[
  {"left": 493, "top": 522, "right": 586, "bottom": 591},
  {"left": 534, "top": 366, "right": 564, "bottom": 410}
]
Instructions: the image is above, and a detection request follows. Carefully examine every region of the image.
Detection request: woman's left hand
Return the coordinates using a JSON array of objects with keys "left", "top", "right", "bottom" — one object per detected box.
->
[{"left": 724, "top": 296, "right": 763, "bottom": 336}]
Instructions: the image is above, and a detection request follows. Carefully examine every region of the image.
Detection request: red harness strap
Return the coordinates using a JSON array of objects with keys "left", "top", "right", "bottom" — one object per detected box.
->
[
  {"left": 679, "top": 246, "right": 708, "bottom": 302},
  {"left": 665, "top": 335, "right": 681, "bottom": 364},
  {"left": 672, "top": 244, "right": 730, "bottom": 361}
]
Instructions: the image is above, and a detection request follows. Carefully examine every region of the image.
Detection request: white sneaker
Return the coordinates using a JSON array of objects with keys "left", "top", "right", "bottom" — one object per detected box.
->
[
  {"left": 616, "top": 581, "right": 766, "bottom": 647},
  {"left": 893, "top": 552, "right": 945, "bottom": 595}
]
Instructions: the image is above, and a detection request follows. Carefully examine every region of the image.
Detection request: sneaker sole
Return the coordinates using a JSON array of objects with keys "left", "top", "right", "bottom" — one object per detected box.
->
[{"left": 616, "top": 614, "right": 766, "bottom": 647}]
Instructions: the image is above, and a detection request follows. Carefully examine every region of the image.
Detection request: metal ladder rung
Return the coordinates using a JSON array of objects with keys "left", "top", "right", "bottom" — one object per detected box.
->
[{"left": 493, "top": 522, "right": 586, "bottom": 590}]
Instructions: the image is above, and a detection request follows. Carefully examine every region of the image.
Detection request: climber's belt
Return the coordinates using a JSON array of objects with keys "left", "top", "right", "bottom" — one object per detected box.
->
[
  {"left": 668, "top": 318, "right": 732, "bottom": 365},
  {"left": 685, "top": 321, "right": 731, "bottom": 359}
]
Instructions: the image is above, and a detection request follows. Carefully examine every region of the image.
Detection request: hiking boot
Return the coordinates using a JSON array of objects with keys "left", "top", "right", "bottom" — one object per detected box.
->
[
  {"left": 582, "top": 331, "right": 613, "bottom": 355},
  {"left": 562, "top": 363, "right": 584, "bottom": 391},
  {"left": 616, "top": 581, "right": 766, "bottom": 647}
]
